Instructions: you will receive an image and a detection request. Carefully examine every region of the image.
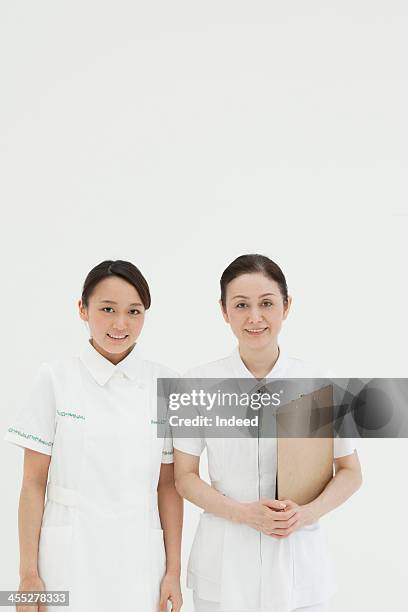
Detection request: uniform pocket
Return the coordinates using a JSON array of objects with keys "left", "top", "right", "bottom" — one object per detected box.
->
[{"left": 38, "top": 525, "right": 73, "bottom": 591}]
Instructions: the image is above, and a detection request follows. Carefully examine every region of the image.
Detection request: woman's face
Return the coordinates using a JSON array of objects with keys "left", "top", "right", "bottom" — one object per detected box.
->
[
  {"left": 221, "top": 272, "right": 291, "bottom": 350},
  {"left": 78, "top": 276, "right": 146, "bottom": 360}
]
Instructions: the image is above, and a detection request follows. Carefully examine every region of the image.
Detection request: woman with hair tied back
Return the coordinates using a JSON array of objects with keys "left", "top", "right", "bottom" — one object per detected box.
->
[
  {"left": 5, "top": 260, "right": 183, "bottom": 612},
  {"left": 173, "top": 254, "right": 362, "bottom": 612}
]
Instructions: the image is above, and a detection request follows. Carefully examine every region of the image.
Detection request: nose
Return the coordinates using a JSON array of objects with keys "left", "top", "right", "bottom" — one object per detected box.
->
[
  {"left": 112, "top": 314, "right": 127, "bottom": 331},
  {"left": 247, "top": 307, "right": 264, "bottom": 324}
]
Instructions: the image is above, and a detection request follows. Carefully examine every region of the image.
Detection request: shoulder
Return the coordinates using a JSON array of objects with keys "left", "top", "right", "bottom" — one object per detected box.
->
[
  {"left": 29, "top": 356, "right": 79, "bottom": 385},
  {"left": 183, "top": 355, "right": 233, "bottom": 378},
  {"left": 282, "top": 354, "right": 332, "bottom": 378},
  {"left": 138, "top": 358, "right": 179, "bottom": 379}
]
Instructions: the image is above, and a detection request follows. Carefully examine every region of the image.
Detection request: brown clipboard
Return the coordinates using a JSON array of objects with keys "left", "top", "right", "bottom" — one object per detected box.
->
[{"left": 276, "top": 384, "right": 334, "bottom": 506}]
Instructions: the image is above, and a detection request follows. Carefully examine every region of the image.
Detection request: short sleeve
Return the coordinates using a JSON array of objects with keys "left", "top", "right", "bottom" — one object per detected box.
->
[
  {"left": 161, "top": 427, "right": 174, "bottom": 464},
  {"left": 173, "top": 436, "right": 206, "bottom": 457},
  {"left": 170, "top": 368, "right": 206, "bottom": 457},
  {"left": 334, "top": 437, "right": 359, "bottom": 459},
  {"left": 4, "top": 363, "right": 56, "bottom": 456}
]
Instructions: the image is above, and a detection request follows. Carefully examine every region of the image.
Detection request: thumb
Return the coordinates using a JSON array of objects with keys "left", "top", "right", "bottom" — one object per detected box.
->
[
  {"left": 262, "top": 499, "right": 287, "bottom": 510},
  {"left": 280, "top": 498, "right": 298, "bottom": 509},
  {"left": 159, "top": 594, "right": 169, "bottom": 612}
]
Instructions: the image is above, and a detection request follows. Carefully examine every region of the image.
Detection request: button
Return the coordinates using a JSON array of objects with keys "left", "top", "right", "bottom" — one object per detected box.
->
[{"left": 113, "top": 370, "right": 125, "bottom": 378}]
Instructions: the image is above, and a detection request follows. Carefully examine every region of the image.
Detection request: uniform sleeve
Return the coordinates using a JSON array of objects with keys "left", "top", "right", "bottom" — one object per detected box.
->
[
  {"left": 320, "top": 367, "right": 360, "bottom": 460},
  {"left": 161, "top": 427, "right": 174, "bottom": 464},
  {"left": 4, "top": 363, "right": 56, "bottom": 456},
  {"left": 172, "top": 436, "right": 206, "bottom": 457},
  {"left": 334, "top": 437, "right": 359, "bottom": 459},
  {"left": 172, "top": 368, "right": 206, "bottom": 457},
  {"left": 159, "top": 368, "right": 178, "bottom": 464}
]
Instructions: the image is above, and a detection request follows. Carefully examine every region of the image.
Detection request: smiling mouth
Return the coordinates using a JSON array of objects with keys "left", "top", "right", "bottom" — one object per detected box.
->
[
  {"left": 245, "top": 327, "right": 268, "bottom": 335},
  {"left": 107, "top": 333, "right": 129, "bottom": 340}
]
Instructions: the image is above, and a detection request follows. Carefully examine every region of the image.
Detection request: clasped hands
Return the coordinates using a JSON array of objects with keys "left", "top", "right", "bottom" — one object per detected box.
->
[{"left": 241, "top": 498, "right": 317, "bottom": 538}]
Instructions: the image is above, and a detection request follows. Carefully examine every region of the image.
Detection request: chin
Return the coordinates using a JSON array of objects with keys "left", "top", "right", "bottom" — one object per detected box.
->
[
  {"left": 242, "top": 335, "right": 272, "bottom": 348},
  {"left": 99, "top": 340, "right": 133, "bottom": 354}
]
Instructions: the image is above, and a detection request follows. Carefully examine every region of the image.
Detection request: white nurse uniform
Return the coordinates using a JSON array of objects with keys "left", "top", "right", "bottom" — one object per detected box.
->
[
  {"left": 173, "top": 346, "right": 359, "bottom": 612},
  {"left": 4, "top": 338, "right": 176, "bottom": 611}
]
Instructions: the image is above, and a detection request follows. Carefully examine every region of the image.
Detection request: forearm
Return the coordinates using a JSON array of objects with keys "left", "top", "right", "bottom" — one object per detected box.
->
[
  {"left": 175, "top": 472, "right": 243, "bottom": 523},
  {"left": 18, "top": 481, "right": 46, "bottom": 580},
  {"left": 308, "top": 467, "right": 362, "bottom": 521},
  {"left": 158, "top": 481, "right": 183, "bottom": 576}
]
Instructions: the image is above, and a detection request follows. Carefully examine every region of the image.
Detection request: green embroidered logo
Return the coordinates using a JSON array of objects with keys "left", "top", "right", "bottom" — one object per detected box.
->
[
  {"left": 57, "top": 410, "right": 86, "bottom": 421},
  {"left": 8, "top": 427, "right": 53, "bottom": 448},
  {"left": 151, "top": 418, "right": 166, "bottom": 425},
  {"left": 162, "top": 450, "right": 173, "bottom": 455}
]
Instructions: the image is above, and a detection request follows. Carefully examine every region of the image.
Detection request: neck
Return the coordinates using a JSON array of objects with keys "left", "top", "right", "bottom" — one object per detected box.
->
[
  {"left": 239, "top": 342, "right": 280, "bottom": 379},
  {"left": 90, "top": 338, "right": 136, "bottom": 365}
]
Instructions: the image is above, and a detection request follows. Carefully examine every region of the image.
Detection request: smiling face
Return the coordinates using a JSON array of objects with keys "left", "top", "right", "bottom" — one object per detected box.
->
[
  {"left": 220, "top": 272, "right": 291, "bottom": 351},
  {"left": 78, "top": 275, "right": 146, "bottom": 363}
]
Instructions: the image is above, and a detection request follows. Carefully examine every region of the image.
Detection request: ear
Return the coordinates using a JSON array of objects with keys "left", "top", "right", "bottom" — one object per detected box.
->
[
  {"left": 78, "top": 299, "right": 88, "bottom": 322},
  {"left": 219, "top": 299, "right": 229, "bottom": 324},
  {"left": 282, "top": 295, "right": 292, "bottom": 321}
]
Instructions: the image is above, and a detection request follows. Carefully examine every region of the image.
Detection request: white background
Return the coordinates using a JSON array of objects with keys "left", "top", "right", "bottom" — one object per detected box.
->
[{"left": 1, "top": 2, "right": 407, "bottom": 610}]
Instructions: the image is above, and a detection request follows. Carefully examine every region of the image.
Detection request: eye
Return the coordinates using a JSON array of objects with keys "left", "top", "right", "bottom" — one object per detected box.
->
[
  {"left": 129, "top": 309, "right": 141, "bottom": 315},
  {"left": 262, "top": 301, "right": 273, "bottom": 307},
  {"left": 236, "top": 303, "right": 248, "bottom": 308},
  {"left": 101, "top": 307, "right": 114, "bottom": 313}
]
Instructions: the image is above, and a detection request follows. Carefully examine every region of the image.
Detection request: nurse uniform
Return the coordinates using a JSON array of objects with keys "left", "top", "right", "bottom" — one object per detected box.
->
[
  {"left": 173, "top": 346, "right": 358, "bottom": 612},
  {"left": 4, "top": 338, "right": 176, "bottom": 611}
]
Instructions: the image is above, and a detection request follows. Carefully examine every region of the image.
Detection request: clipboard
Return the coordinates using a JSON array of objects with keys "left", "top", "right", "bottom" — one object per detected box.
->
[{"left": 276, "top": 384, "right": 334, "bottom": 506}]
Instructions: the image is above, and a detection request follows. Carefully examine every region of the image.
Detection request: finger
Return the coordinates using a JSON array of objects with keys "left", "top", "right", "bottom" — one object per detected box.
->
[
  {"left": 272, "top": 508, "right": 298, "bottom": 521},
  {"left": 262, "top": 499, "right": 287, "bottom": 510},
  {"left": 274, "top": 514, "right": 299, "bottom": 530},
  {"left": 159, "top": 595, "right": 169, "bottom": 612},
  {"left": 159, "top": 599, "right": 167, "bottom": 612},
  {"left": 169, "top": 599, "right": 181, "bottom": 612},
  {"left": 270, "top": 520, "right": 300, "bottom": 537}
]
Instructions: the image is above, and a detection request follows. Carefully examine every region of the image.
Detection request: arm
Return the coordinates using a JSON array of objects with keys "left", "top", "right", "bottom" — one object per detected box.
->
[
  {"left": 173, "top": 448, "right": 297, "bottom": 535},
  {"left": 308, "top": 449, "right": 363, "bottom": 521},
  {"left": 157, "top": 463, "right": 183, "bottom": 612},
  {"left": 277, "top": 450, "right": 363, "bottom": 534},
  {"left": 17, "top": 449, "right": 50, "bottom": 611},
  {"left": 19, "top": 449, "right": 49, "bottom": 580}
]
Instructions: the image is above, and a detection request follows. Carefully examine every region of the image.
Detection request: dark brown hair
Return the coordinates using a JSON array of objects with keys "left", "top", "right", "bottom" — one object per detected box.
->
[
  {"left": 220, "top": 254, "right": 288, "bottom": 308},
  {"left": 81, "top": 260, "right": 151, "bottom": 309}
]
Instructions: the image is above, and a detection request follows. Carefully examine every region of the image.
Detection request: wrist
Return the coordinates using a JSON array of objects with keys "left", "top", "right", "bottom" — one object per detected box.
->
[
  {"left": 165, "top": 565, "right": 181, "bottom": 578},
  {"left": 306, "top": 500, "right": 321, "bottom": 523},
  {"left": 19, "top": 568, "right": 40, "bottom": 581},
  {"left": 231, "top": 501, "right": 248, "bottom": 525}
]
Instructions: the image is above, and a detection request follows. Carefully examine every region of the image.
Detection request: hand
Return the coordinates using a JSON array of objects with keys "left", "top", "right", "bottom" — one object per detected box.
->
[
  {"left": 240, "top": 498, "right": 299, "bottom": 536},
  {"left": 268, "top": 499, "right": 318, "bottom": 538},
  {"left": 17, "top": 574, "right": 46, "bottom": 612},
  {"left": 159, "top": 572, "right": 183, "bottom": 612}
]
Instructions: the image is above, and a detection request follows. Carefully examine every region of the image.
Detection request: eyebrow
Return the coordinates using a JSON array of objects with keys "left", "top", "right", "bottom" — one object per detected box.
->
[
  {"left": 99, "top": 300, "right": 143, "bottom": 307},
  {"left": 231, "top": 293, "right": 278, "bottom": 300}
]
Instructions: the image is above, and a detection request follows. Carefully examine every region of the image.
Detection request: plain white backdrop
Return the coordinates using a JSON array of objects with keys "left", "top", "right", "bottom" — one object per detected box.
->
[{"left": 1, "top": 2, "right": 407, "bottom": 610}]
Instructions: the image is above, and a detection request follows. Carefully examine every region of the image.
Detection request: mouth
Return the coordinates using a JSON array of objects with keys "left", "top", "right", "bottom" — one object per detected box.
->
[
  {"left": 107, "top": 333, "right": 129, "bottom": 342},
  {"left": 244, "top": 327, "right": 268, "bottom": 336}
]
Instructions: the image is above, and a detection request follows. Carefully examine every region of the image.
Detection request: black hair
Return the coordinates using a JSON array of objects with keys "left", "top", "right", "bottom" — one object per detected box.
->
[
  {"left": 81, "top": 260, "right": 151, "bottom": 309},
  {"left": 220, "top": 254, "right": 288, "bottom": 308}
]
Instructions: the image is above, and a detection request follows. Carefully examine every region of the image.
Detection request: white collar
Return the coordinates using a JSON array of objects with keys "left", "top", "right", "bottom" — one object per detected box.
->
[
  {"left": 229, "top": 344, "right": 289, "bottom": 379},
  {"left": 79, "top": 338, "right": 142, "bottom": 386}
]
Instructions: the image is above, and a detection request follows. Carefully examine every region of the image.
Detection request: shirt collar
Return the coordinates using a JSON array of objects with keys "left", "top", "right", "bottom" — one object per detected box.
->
[
  {"left": 79, "top": 338, "right": 142, "bottom": 386},
  {"left": 230, "top": 344, "right": 289, "bottom": 381}
]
